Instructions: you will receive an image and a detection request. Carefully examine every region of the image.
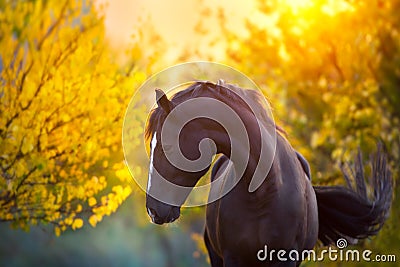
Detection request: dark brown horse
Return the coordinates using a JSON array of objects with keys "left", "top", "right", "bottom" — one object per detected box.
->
[{"left": 144, "top": 81, "right": 392, "bottom": 266}]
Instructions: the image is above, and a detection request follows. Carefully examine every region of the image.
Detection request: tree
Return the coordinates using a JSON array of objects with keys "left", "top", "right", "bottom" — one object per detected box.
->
[
  {"left": 214, "top": 0, "right": 399, "bottom": 265},
  {"left": 0, "top": 0, "right": 146, "bottom": 235},
  {"left": 218, "top": 0, "right": 399, "bottom": 177}
]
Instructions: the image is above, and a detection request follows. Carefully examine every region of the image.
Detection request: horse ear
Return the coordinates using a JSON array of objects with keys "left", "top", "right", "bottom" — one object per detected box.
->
[{"left": 155, "top": 89, "right": 173, "bottom": 113}]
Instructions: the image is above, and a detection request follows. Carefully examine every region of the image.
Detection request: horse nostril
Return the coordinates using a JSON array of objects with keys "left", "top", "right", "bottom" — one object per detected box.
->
[
  {"left": 148, "top": 208, "right": 157, "bottom": 217},
  {"left": 147, "top": 208, "right": 159, "bottom": 224}
]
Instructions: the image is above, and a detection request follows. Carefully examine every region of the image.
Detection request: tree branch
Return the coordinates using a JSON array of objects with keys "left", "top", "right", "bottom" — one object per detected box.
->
[
  {"left": 15, "top": 166, "right": 38, "bottom": 193},
  {"left": 37, "top": 0, "right": 69, "bottom": 50}
]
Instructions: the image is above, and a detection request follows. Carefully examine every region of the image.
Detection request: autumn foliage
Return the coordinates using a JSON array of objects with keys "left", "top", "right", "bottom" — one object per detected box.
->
[
  {"left": 218, "top": 0, "right": 400, "bottom": 178},
  {"left": 0, "top": 0, "right": 144, "bottom": 235}
]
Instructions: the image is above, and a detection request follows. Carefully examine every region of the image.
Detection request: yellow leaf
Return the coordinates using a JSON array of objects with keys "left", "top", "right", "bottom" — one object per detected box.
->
[
  {"left": 122, "top": 186, "right": 132, "bottom": 199},
  {"left": 55, "top": 227, "right": 61, "bottom": 237},
  {"left": 102, "top": 160, "right": 108, "bottom": 168},
  {"left": 88, "top": 197, "right": 97, "bottom": 207},
  {"left": 112, "top": 185, "right": 123, "bottom": 194},
  {"left": 88, "top": 215, "right": 97, "bottom": 227},
  {"left": 84, "top": 162, "right": 90, "bottom": 170},
  {"left": 72, "top": 218, "right": 83, "bottom": 230},
  {"left": 96, "top": 214, "right": 103, "bottom": 223},
  {"left": 59, "top": 170, "right": 67, "bottom": 178},
  {"left": 76, "top": 204, "right": 82, "bottom": 213},
  {"left": 65, "top": 217, "right": 73, "bottom": 225}
]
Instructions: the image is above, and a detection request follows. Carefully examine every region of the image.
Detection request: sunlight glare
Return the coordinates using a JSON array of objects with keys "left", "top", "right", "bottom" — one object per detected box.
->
[
  {"left": 283, "top": 0, "right": 354, "bottom": 16},
  {"left": 284, "top": 0, "right": 314, "bottom": 12},
  {"left": 321, "top": 0, "right": 355, "bottom": 16}
]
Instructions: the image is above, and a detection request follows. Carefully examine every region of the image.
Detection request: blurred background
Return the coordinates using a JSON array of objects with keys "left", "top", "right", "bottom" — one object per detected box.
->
[{"left": 0, "top": 0, "right": 399, "bottom": 266}]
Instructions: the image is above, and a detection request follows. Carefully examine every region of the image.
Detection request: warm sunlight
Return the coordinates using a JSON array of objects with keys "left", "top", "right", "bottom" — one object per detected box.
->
[
  {"left": 283, "top": 0, "right": 314, "bottom": 12},
  {"left": 274, "top": 0, "right": 356, "bottom": 42},
  {"left": 282, "top": 0, "right": 354, "bottom": 16},
  {"left": 320, "top": 0, "right": 355, "bottom": 16}
]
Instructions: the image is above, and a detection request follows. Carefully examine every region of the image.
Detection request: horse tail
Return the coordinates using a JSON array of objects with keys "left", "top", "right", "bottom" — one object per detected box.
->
[{"left": 314, "top": 143, "right": 393, "bottom": 245}]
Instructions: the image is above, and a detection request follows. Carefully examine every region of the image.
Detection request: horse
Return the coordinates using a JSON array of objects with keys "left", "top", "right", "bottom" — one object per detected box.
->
[{"left": 144, "top": 80, "right": 392, "bottom": 266}]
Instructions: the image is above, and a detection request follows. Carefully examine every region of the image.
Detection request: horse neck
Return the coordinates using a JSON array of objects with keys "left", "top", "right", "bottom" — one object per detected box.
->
[{"left": 200, "top": 105, "right": 277, "bottom": 192}]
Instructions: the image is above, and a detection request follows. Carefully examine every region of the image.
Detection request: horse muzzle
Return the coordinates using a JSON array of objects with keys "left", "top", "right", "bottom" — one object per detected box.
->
[{"left": 146, "top": 202, "right": 180, "bottom": 225}]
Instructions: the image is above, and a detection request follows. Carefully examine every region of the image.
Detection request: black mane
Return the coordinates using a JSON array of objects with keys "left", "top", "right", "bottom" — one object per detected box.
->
[{"left": 145, "top": 81, "right": 283, "bottom": 140}]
